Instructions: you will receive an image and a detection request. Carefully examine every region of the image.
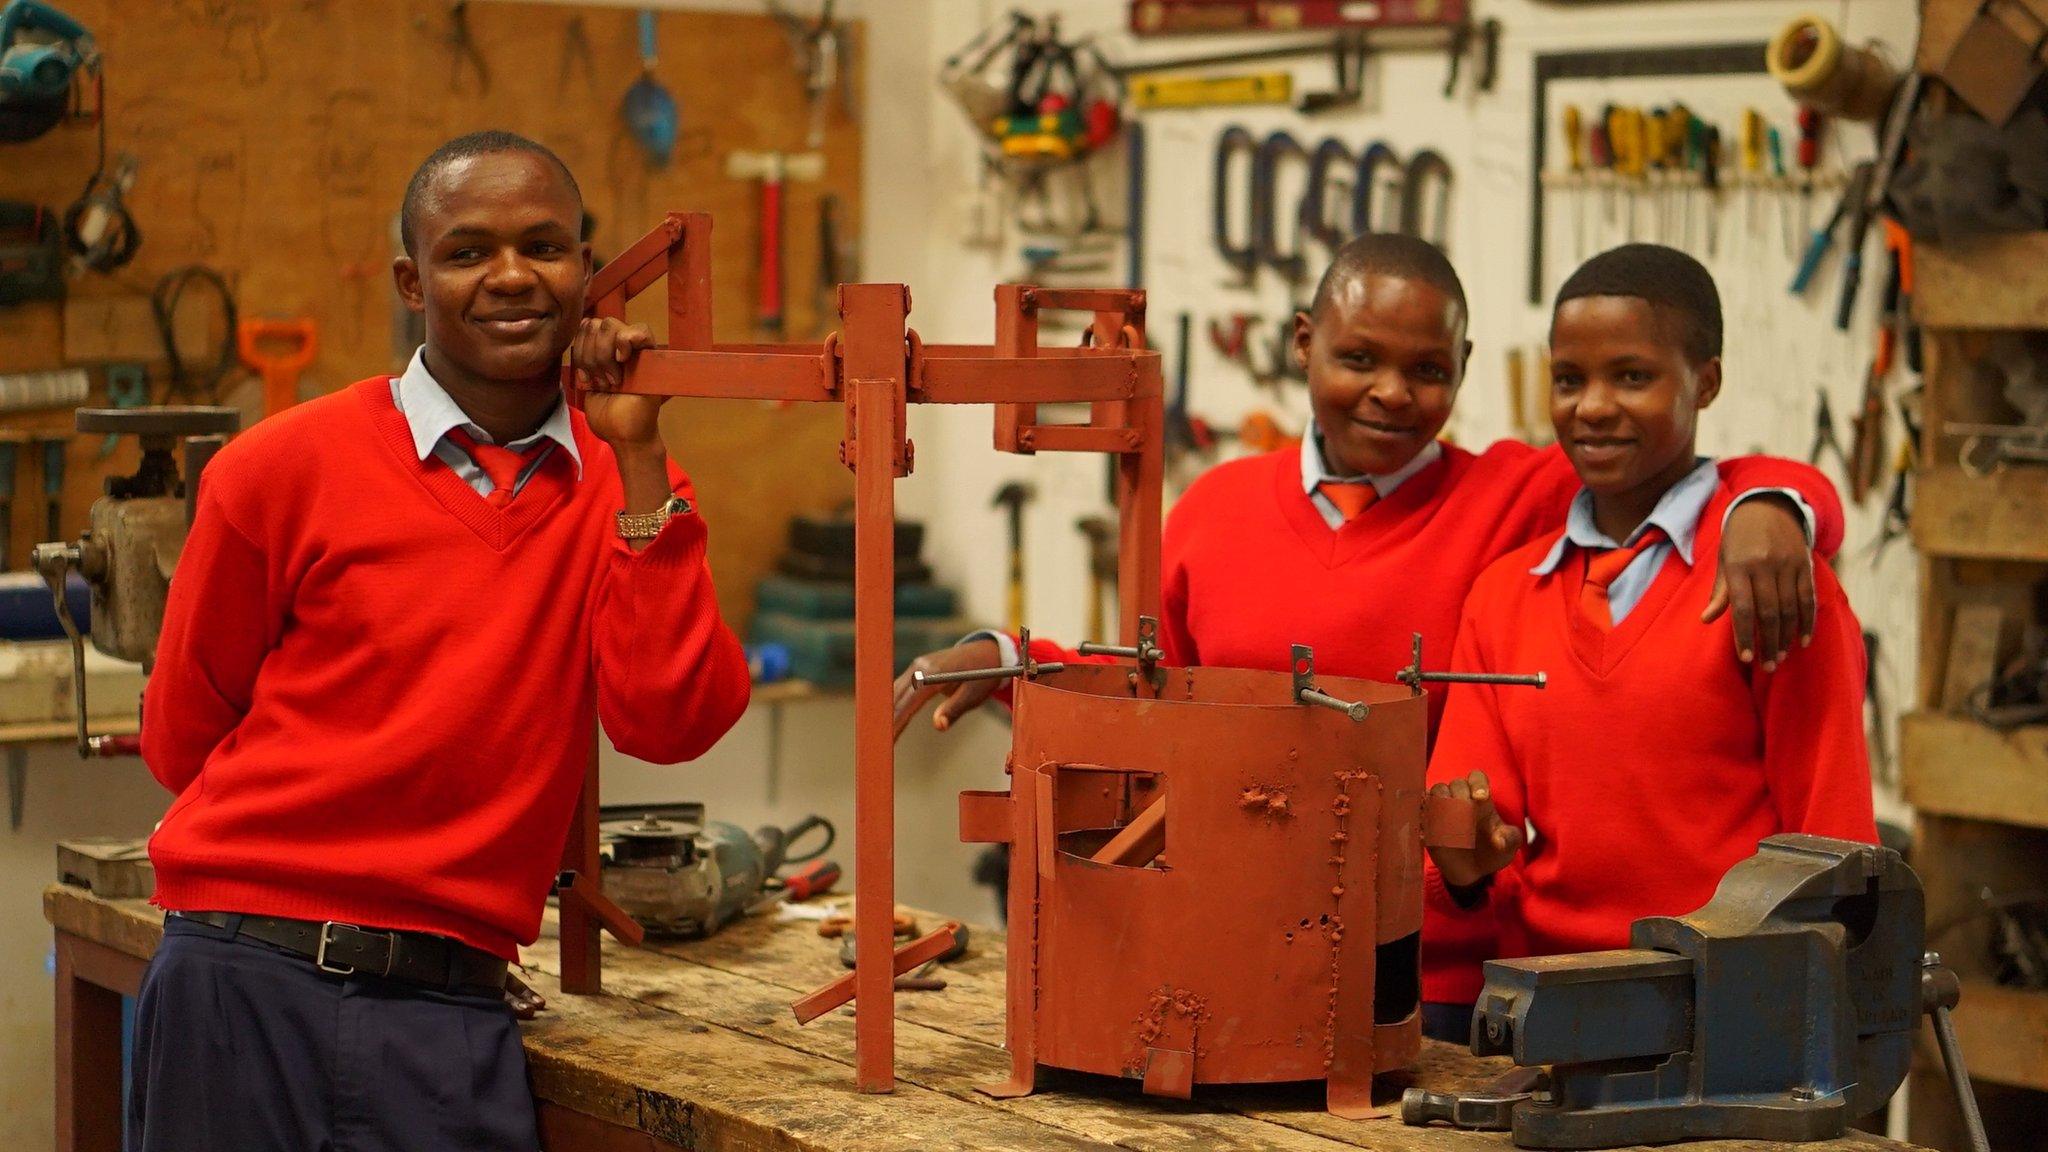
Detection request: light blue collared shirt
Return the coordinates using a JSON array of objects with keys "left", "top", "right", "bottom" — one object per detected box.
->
[
  {"left": 390, "top": 347, "right": 583, "bottom": 496},
  {"left": 1531, "top": 457, "right": 1719, "bottom": 624},
  {"left": 1300, "top": 424, "right": 1444, "bottom": 528}
]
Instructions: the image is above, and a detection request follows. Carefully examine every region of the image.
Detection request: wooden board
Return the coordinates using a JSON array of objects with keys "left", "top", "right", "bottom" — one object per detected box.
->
[
  {"left": 1902, "top": 712, "right": 2048, "bottom": 830},
  {"left": 1911, "top": 466, "right": 2048, "bottom": 560},
  {"left": 43, "top": 884, "right": 1931, "bottom": 1152},
  {"left": 1914, "top": 234, "right": 2048, "bottom": 330},
  {"left": 0, "top": 1, "right": 863, "bottom": 629}
]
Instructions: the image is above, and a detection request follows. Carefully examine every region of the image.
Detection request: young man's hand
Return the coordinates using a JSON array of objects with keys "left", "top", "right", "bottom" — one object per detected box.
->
[
  {"left": 892, "top": 638, "right": 1003, "bottom": 733},
  {"left": 1704, "top": 494, "right": 1815, "bottom": 672},
  {"left": 573, "top": 317, "right": 663, "bottom": 448},
  {"left": 1426, "top": 770, "right": 1522, "bottom": 888}
]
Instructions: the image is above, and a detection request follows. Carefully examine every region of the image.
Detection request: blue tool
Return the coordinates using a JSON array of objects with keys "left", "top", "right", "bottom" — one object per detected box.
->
[
  {"left": 1250, "top": 130, "right": 1309, "bottom": 284},
  {"left": 0, "top": 0, "right": 91, "bottom": 143},
  {"left": 1211, "top": 125, "right": 1259, "bottom": 282},
  {"left": 0, "top": 0, "right": 89, "bottom": 100},
  {"left": 1351, "top": 141, "right": 1402, "bottom": 236},
  {"left": 1301, "top": 137, "right": 1356, "bottom": 253},
  {"left": 1789, "top": 161, "right": 1871, "bottom": 297},
  {"left": 621, "top": 9, "right": 678, "bottom": 167}
]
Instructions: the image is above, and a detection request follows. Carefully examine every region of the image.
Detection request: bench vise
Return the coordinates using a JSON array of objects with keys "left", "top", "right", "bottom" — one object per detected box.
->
[{"left": 1403, "top": 834, "right": 1989, "bottom": 1150}]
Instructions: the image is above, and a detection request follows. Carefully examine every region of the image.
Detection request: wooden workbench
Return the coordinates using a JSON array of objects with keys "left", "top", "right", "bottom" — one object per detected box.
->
[{"left": 45, "top": 883, "right": 1921, "bottom": 1152}]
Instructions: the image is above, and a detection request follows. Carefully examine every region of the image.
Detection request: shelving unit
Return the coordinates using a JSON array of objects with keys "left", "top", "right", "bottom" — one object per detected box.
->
[{"left": 1904, "top": 178, "right": 2048, "bottom": 1146}]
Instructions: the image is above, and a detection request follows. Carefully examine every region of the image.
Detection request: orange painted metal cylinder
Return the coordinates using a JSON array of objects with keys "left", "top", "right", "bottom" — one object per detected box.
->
[{"left": 971, "top": 661, "right": 1429, "bottom": 1114}]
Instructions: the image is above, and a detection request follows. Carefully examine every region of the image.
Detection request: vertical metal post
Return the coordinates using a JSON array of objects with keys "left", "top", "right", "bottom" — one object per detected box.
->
[
  {"left": 1118, "top": 306, "right": 1164, "bottom": 649},
  {"left": 839, "top": 282, "right": 910, "bottom": 1091},
  {"left": 559, "top": 729, "right": 603, "bottom": 994},
  {"left": 668, "top": 214, "right": 714, "bottom": 350},
  {"left": 992, "top": 285, "right": 1038, "bottom": 453}
]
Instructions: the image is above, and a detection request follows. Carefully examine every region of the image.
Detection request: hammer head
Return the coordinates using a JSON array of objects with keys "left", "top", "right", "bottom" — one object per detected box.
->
[{"left": 991, "top": 481, "right": 1036, "bottom": 513}]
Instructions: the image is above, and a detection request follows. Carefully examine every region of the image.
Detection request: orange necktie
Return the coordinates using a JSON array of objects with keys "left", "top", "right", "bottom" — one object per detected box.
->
[
  {"left": 1317, "top": 481, "right": 1380, "bottom": 523},
  {"left": 446, "top": 428, "right": 547, "bottom": 509},
  {"left": 1578, "top": 528, "right": 1668, "bottom": 629}
]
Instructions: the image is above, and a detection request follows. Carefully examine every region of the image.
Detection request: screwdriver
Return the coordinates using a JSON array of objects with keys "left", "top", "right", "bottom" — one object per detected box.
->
[
  {"left": 1665, "top": 104, "right": 1694, "bottom": 246},
  {"left": 1564, "top": 104, "right": 1587, "bottom": 259},
  {"left": 1701, "top": 122, "right": 1723, "bottom": 258},
  {"left": 1797, "top": 107, "right": 1826, "bottom": 232},
  {"left": 1767, "top": 125, "right": 1793, "bottom": 255},
  {"left": 1608, "top": 105, "right": 1645, "bottom": 242},
  {"left": 1740, "top": 109, "right": 1764, "bottom": 237},
  {"left": 782, "top": 858, "right": 841, "bottom": 901}
]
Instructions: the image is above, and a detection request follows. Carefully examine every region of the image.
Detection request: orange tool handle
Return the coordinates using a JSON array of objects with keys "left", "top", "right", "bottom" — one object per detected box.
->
[
  {"left": 238, "top": 318, "right": 319, "bottom": 417},
  {"left": 783, "top": 858, "right": 841, "bottom": 901}
]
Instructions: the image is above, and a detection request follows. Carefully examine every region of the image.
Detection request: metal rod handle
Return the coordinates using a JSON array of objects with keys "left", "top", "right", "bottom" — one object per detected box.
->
[
  {"left": 1413, "top": 671, "right": 1548, "bottom": 689},
  {"left": 1298, "top": 688, "right": 1369, "bottom": 722},
  {"left": 1923, "top": 952, "right": 1991, "bottom": 1152},
  {"left": 912, "top": 662, "right": 1066, "bottom": 688}
]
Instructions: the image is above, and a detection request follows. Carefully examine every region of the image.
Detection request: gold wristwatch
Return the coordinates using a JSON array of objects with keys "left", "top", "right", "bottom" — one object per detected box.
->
[{"left": 616, "top": 496, "right": 692, "bottom": 541}]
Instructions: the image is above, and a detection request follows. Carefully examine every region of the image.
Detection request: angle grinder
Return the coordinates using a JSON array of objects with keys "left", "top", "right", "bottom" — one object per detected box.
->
[{"left": 598, "top": 803, "right": 833, "bottom": 938}]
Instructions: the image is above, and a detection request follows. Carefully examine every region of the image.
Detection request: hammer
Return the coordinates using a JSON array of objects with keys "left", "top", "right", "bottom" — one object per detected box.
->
[
  {"left": 725, "top": 150, "right": 825, "bottom": 337},
  {"left": 1075, "top": 516, "right": 1117, "bottom": 644},
  {"left": 990, "top": 482, "right": 1034, "bottom": 635}
]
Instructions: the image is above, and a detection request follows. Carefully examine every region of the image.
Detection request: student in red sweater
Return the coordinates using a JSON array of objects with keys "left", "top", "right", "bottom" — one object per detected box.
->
[
  {"left": 1424, "top": 244, "right": 1878, "bottom": 1012},
  {"left": 131, "top": 131, "right": 750, "bottom": 1152},
  {"left": 877, "top": 235, "right": 1845, "bottom": 1040}
]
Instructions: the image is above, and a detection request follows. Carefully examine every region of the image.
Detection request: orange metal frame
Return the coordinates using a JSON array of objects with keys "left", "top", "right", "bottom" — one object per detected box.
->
[{"left": 558, "top": 212, "right": 1164, "bottom": 1093}]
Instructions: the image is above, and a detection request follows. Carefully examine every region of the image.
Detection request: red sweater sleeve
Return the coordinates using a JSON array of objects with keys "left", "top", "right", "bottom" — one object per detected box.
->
[
  {"left": 591, "top": 467, "right": 750, "bottom": 764},
  {"left": 1715, "top": 455, "right": 1845, "bottom": 561},
  {"left": 1750, "top": 563, "right": 1878, "bottom": 841},
  {"left": 142, "top": 482, "right": 284, "bottom": 796}
]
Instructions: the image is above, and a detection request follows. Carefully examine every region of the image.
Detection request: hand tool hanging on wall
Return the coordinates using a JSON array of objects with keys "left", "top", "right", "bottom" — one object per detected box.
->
[
  {"left": 1561, "top": 104, "right": 1588, "bottom": 260},
  {"left": 622, "top": 10, "right": 678, "bottom": 167},
  {"left": 64, "top": 151, "right": 139, "bottom": 276},
  {"left": 1607, "top": 105, "right": 1646, "bottom": 243},
  {"left": 1808, "top": 388, "right": 1849, "bottom": 479},
  {"left": 1127, "top": 70, "right": 1291, "bottom": 110},
  {"left": 768, "top": 0, "right": 855, "bottom": 148},
  {"left": 439, "top": 1, "right": 490, "bottom": 94},
  {"left": 98, "top": 362, "right": 147, "bottom": 457},
  {"left": 1212, "top": 124, "right": 1259, "bottom": 284},
  {"left": 991, "top": 482, "right": 1034, "bottom": 636},
  {"left": 727, "top": 151, "right": 825, "bottom": 338},
  {"left": 1789, "top": 160, "right": 1871, "bottom": 296},
  {"left": 237, "top": 317, "right": 318, "bottom": 419},
  {"left": 0, "top": 0, "right": 96, "bottom": 145},
  {"left": 1301, "top": 137, "right": 1355, "bottom": 254},
  {"left": 1848, "top": 305, "right": 1894, "bottom": 504},
  {"left": 1297, "top": 31, "right": 1370, "bottom": 114},
  {"left": 1251, "top": 130, "right": 1310, "bottom": 286},
  {"left": 1351, "top": 140, "right": 1403, "bottom": 236},
  {"left": 1400, "top": 149, "right": 1453, "bottom": 251},
  {"left": 1405, "top": 836, "right": 1991, "bottom": 1152},
  {"left": 1796, "top": 106, "right": 1825, "bottom": 233}
]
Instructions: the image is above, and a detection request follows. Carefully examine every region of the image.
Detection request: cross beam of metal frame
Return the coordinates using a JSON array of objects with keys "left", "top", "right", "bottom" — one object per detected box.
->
[{"left": 560, "top": 212, "right": 1165, "bottom": 1093}]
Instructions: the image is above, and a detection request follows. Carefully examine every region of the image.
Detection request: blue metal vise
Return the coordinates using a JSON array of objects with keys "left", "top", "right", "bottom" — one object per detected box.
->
[{"left": 1404, "top": 834, "right": 1986, "bottom": 1149}]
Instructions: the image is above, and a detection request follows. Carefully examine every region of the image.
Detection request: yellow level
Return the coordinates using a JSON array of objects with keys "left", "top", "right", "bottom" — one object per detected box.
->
[{"left": 1128, "top": 71, "right": 1294, "bottom": 110}]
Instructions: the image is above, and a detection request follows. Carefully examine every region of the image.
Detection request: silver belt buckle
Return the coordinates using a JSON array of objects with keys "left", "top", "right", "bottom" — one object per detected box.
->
[{"left": 315, "top": 921, "right": 361, "bottom": 976}]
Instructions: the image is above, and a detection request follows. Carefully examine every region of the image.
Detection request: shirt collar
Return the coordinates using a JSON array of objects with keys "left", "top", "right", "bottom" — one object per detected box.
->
[
  {"left": 392, "top": 347, "right": 583, "bottom": 478},
  {"left": 1300, "top": 422, "right": 1444, "bottom": 498},
  {"left": 1532, "top": 456, "right": 1718, "bottom": 575}
]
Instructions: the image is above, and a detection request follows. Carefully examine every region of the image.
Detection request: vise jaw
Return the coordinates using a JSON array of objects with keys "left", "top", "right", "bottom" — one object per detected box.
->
[{"left": 1465, "top": 834, "right": 1925, "bottom": 1149}]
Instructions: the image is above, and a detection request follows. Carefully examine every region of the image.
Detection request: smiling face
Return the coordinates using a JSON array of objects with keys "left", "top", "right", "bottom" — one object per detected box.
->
[
  {"left": 393, "top": 150, "right": 590, "bottom": 389},
  {"left": 1295, "top": 271, "right": 1470, "bottom": 477},
  {"left": 1548, "top": 294, "right": 1721, "bottom": 503}
]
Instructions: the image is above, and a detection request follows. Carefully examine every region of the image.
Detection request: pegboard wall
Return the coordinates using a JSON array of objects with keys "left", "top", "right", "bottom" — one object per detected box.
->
[
  {"left": 899, "top": 0, "right": 1921, "bottom": 819},
  {"left": 0, "top": 0, "right": 864, "bottom": 627}
]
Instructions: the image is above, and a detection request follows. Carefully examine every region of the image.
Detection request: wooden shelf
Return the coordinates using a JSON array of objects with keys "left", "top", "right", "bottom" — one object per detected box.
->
[
  {"left": 1943, "top": 979, "right": 2048, "bottom": 1092},
  {"left": 1912, "top": 466, "right": 2048, "bottom": 560},
  {"left": 1902, "top": 712, "right": 2048, "bottom": 830},
  {"left": 1915, "top": 233, "right": 2048, "bottom": 329}
]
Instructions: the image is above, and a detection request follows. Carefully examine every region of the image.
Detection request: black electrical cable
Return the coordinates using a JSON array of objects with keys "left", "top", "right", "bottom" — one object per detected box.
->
[{"left": 151, "top": 265, "right": 240, "bottom": 405}]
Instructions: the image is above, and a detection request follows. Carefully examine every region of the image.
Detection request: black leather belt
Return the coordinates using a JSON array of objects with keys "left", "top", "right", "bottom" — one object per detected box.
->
[{"left": 174, "top": 911, "right": 507, "bottom": 996}]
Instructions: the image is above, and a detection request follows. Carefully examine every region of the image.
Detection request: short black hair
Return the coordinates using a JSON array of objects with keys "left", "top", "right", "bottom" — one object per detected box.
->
[
  {"left": 400, "top": 130, "right": 583, "bottom": 258},
  {"left": 1553, "top": 243, "right": 1722, "bottom": 363},
  {"left": 1308, "top": 233, "right": 1468, "bottom": 326}
]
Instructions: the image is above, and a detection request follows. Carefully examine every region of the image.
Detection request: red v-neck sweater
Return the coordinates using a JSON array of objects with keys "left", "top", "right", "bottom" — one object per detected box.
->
[
  {"left": 142, "top": 377, "right": 751, "bottom": 959},
  {"left": 1016, "top": 440, "right": 1844, "bottom": 1003},
  {"left": 1424, "top": 483, "right": 1876, "bottom": 1000}
]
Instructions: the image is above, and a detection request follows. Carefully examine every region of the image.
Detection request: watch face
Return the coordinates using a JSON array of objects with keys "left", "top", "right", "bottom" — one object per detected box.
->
[{"left": 668, "top": 496, "right": 694, "bottom": 516}]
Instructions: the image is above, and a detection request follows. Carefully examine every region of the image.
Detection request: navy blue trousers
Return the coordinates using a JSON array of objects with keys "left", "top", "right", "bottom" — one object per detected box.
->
[
  {"left": 1421, "top": 1000, "right": 1476, "bottom": 1045},
  {"left": 128, "top": 915, "right": 539, "bottom": 1152}
]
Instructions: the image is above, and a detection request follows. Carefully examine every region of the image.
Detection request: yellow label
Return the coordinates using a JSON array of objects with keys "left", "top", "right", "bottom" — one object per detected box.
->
[{"left": 1129, "top": 72, "right": 1295, "bottom": 110}]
